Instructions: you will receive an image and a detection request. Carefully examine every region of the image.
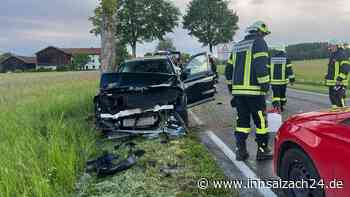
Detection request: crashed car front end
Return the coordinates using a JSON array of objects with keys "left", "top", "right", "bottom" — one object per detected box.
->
[{"left": 94, "top": 72, "right": 187, "bottom": 136}]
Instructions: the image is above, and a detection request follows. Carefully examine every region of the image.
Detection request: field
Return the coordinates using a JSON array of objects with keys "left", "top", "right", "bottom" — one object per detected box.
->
[
  {"left": 0, "top": 71, "right": 235, "bottom": 197},
  {"left": 293, "top": 59, "right": 328, "bottom": 85},
  {"left": 218, "top": 58, "right": 345, "bottom": 95},
  {"left": 0, "top": 72, "right": 100, "bottom": 196}
]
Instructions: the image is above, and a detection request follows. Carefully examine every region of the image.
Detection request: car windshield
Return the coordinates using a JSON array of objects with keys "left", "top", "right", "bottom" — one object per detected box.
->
[{"left": 118, "top": 59, "right": 173, "bottom": 74}]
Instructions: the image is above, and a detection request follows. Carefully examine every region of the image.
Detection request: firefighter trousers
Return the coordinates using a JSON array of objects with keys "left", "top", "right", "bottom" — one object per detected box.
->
[
  {"left": 271, "top": 85, "right": 287, "bottom": 108},
  {"left": 329, "top": 86, "right": 346, "bottom": 108},
  {"left": 234, "top": 96, "right": 269, "bottom": 145}
]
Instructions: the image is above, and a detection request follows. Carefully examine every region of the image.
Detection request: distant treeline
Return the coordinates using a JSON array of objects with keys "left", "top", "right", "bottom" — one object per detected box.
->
[{"left": 285, "top": 42, "right": 350, "bottom": 61}]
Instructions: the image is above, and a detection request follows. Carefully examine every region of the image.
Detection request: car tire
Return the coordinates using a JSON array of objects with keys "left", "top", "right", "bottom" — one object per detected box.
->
[{"left": 280, "top": 148, "right": 325, "bottom": 197}]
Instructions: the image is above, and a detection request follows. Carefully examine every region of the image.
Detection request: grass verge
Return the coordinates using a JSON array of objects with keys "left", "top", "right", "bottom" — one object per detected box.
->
[
  {"left": 1, "top": 71, "right": 236, "bottom": 197},
  {"left": 78, "top": 130, "right": 237, "bottom": 197}
]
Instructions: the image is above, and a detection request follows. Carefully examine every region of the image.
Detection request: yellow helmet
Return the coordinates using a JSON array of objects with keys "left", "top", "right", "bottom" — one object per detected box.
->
[{"left": 245, "top": 21, "right": 271, "bottom": 35}]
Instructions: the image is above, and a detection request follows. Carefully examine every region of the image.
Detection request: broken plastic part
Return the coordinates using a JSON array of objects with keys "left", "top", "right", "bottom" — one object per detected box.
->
[{"left": 100, "top": 105, "right": 174, "bottom": 120}]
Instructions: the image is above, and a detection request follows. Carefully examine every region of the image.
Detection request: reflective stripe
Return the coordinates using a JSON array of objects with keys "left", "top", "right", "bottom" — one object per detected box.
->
[
  {"left": 243, "top": 50, "right": 252, "bottom": 87},
  {"left": 272, "top": 97, "right": 281, "bottom": 102},
  {"left": 339, "top": 73, "right": 347, "bottom": 80},
  {"left": 256, "top": 128, "right": 269, "bottom": 134},
  {"left": 225, "top": 80, "right": 233, "bottom": 85},
  {"left": 227, "top": 55, "right": 235, "bottom": 64},
  {"left": 271, "top": 64, "right": 274, "bottom": 81},
  {"left": 232, "top": 85, "right": 261, "bottom": 90},
  {"left": 271, "top": 81, "right": 288, "bottom": 85},
  {"left": 271, "top": 57, "right": 287, "bottom": 65},
  {"left": 236, "top": 127, "right": 251, "bottom": 133},
  {"left": 253, "top": 52, "right": 269, "bottom": 59},
  {"left": 281, "top": 98, "right": 287, "bottom": 102},
  {"left": 289, "top": 75, "right": 295, "bottom": 79},
  {"left": 335, "top": 62, "right": 340, "bottom": 81},
  {"left": 233, "top": 40, "right": 254, "bottom": 53},
  {"left": 257, "top": 75, "right": 270, "bottom": 84},
  {"left": 258, "top": 110, "right": 267, "bottom": 132},
  {"left": 286, "top": 64, "right": 293, "bottom": 68},
  {"left": 232, "top": 90, "right": 266, "bottom": 95},
  {"left": 326, "top": 80, "right": 337, "bottom": 86},
  {"left": 341, "top": 60, "right": 350, "bottom": 65},
  {"left": 282, "top": 64, "right": 286, "bottom": 81},
  {"left": 326, "top": 79, "right": 349, "bottom": 86}
]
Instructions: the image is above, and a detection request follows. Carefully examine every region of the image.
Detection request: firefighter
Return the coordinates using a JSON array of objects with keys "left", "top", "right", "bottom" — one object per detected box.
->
[
  {"left": 225, "top": 21, "right": 272, "bottom": 161},
  {"left": 269, "top": 46, "right": 295, "bottom": 112},
  {"left": 325, "top": 40, "right": 350, "bottom": 108}
]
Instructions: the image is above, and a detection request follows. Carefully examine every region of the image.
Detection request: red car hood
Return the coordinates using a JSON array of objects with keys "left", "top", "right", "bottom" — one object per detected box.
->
[{"left": 287, "top": 108, "right": 350, "bottom": 123}]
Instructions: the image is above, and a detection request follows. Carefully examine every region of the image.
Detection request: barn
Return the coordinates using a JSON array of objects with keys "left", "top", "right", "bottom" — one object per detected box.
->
[
  {"left": 36, "top": 46, "right": 101, "bottom": 70},
  {"left": 0, "top": 55, "right": 37, "bottom": 72}
]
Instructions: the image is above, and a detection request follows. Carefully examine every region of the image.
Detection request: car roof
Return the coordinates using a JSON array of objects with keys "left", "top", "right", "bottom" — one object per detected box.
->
[{"left": 124, "top": 56, "right": 169, "bottom": 63}]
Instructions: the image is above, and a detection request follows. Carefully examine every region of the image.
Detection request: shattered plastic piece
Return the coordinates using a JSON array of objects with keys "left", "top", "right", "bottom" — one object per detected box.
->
[
  {"left": 97, "top": 150, "right": 145, "bottom": 178},
  {"left": 166, "top": 127, "right": 186, "bottom": 139},
  {"left": 160, "top": 164, "right": 182, "bottom": 177},
  {"left": 100, "top": 105, "right": 174, "bottom": 120}
]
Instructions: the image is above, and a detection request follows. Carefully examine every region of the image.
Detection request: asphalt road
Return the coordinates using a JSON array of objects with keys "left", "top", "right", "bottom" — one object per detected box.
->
[{"left": 189, "top": 77, "right": 341, "bottom": 197}]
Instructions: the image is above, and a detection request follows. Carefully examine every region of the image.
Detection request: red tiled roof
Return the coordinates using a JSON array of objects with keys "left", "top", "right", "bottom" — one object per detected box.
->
[{"left": 60, "top": 48, "right": 101, "bottom": 55}]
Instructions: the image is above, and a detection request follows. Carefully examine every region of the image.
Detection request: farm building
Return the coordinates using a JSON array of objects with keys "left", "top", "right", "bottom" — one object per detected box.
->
[
  {"left": 36, "top": 46, "right": 101, "bottom": 70},
  {"left": 0, "top": 55, "right": 36, "bottom": 72}
]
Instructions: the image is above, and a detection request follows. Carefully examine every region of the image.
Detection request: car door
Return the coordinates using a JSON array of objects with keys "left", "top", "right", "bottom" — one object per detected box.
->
[{"left": 183, "top": 52, "right": 216, "bottom": 108}]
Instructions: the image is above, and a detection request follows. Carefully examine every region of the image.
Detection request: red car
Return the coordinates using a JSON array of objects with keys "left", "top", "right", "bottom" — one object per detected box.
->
[{"left": 274, "top": 108, "right": 350, "bottom": 197}]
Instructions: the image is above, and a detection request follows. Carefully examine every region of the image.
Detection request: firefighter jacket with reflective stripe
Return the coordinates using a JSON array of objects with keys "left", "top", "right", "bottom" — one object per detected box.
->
[
  {"left": 325, "top": 49, "right": 350, "bottom": 86},
  {"left": 268, "top": 52, "right": 295, "bottom": 85},
  {"left": 225, "top": 33, "right": 270, "bottom": 96}
]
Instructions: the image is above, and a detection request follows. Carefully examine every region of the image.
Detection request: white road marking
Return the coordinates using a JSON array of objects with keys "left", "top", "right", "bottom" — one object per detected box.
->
[
  {"left": 206, "top": 130, "right": 278, "bottom": 197},
  {"left": 189, "top": 110, "right": 204, "bottom": 125}
]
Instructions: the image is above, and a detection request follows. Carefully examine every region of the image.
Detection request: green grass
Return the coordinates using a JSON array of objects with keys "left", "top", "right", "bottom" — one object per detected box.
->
[
  {"left": 79, "top": 131, "right": 237, "bottom": 197},
  {"left": 293, "top": 59, "right": 328, "bottom": 86},
  {"left": 1, "top": 71, "right": 235, "bottom": 197},
  {"left": 0, "top": 72, "right": 99, "bottom": 197}
]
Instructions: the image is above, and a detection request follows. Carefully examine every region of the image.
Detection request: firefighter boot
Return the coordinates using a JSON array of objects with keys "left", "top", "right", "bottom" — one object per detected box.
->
[
  {"left": 235, "top": 132, "right": 249, "bottom": 161},
  {"left": 256, "top": 134, "right": 273, "bottom": 161}
]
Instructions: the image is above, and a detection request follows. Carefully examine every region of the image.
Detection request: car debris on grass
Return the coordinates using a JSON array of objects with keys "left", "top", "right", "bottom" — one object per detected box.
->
[{"left": 76, "top": 130, "right": 237, "bottom": 197}]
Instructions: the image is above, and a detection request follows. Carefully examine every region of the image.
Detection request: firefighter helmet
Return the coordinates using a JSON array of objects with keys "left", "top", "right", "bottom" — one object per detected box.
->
[{"left": 245, "top": 21, "right": 271, "bottom": 35}]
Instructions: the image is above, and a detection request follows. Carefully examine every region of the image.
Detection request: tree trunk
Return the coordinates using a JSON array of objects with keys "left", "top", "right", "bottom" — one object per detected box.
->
[
  {"left": 100, "top": 11, "right": 117, "bottom": 72},
  {"left": 131, "top": 41, "right": 137, "bottom": 57},
  {"left": 209, "top": 44, "right": 213, "bottom": 53}
]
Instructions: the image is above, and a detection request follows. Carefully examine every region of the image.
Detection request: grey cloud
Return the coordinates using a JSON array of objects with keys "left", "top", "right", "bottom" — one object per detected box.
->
[
  {"left": 250, "top": 0, "right": 265, "bottom": 5},
  {"left": 1, "top": 0, "right": 350, "bottom": 56}
]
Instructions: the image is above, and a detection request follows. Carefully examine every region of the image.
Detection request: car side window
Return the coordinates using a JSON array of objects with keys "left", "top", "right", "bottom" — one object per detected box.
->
[{"left": 186, "top": 55, "right": 209, "bottom": 75}]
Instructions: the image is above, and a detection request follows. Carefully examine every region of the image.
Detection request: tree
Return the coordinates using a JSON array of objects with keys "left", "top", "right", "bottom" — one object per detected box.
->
[
  {"left": 183, "top": 0, "right": 239, "bottom": 53},
  {"left": 90, "top": 0, "right": 118, "bottom": 72},
  {"left": 156, "top": 37, "right": 176, "bottom": 52},
  {"left": 72, "top": 54, "right": 92, "bottom": 70},
  {"left": 115, "top": 39, "right": 130, "bottom": 66},
  {"left": 0, "top": 52, "right": 11, "bottom": 63},
  {"left": 90, "top": 0, "right": 180, "bottom": 57}
]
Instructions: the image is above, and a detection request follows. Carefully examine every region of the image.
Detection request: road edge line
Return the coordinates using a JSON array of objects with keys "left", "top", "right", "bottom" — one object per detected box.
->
[{"left": 206, "top": 130, "right": 278, "bottom": 197}]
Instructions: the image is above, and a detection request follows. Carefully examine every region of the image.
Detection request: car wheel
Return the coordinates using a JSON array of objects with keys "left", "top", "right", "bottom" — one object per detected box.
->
[{"left": 280, "top": 148, "right": 325, "bottom": 197}]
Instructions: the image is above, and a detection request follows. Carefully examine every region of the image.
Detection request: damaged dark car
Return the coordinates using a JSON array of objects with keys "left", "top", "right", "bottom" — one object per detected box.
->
[{"left": 94, "top": 53, "right": 216, "bottom": 137}]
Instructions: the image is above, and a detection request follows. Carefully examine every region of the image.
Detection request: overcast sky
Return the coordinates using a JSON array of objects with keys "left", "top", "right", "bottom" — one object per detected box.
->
[{"left": 1, "top": 0, "right": 350, "bottom": 56}]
